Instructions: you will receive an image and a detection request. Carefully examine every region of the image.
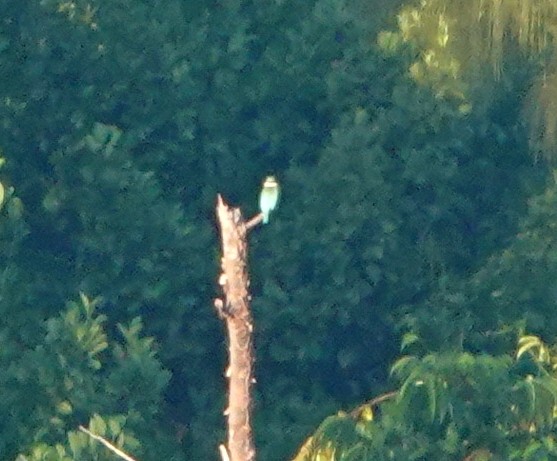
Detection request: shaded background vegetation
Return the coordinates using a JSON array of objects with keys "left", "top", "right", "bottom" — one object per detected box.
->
[{"left": 3, "top": 0, "right": 557, "bottom": 460}]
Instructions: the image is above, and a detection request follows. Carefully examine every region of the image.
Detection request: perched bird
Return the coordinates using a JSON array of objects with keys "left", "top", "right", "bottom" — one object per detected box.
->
[{"left": 259, "top": 176, "right": 280, "bottom": 224}]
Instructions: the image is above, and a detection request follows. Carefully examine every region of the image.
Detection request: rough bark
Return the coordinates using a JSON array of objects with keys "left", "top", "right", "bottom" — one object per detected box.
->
[{"left": 215, "top": 195, "right": 256, "bottom": 461}]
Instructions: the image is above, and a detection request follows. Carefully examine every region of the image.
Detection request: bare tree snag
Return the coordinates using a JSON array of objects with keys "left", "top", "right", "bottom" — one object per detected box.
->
[{"left": 215, "top": 195, "right": 256, "bottom": 461}]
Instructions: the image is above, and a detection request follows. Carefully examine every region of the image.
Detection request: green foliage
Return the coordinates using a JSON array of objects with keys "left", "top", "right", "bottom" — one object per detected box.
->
[
  {"left": 384, "top": 0, "right": 557, "bottom": 159},
  {"left": 297, "top": 342, "right": 557, "bottom": 461},
  {"left": 253, "top": 26, "right": 539, "bottom": 456},
  {"left": 1, "top": 293, "right": 176, "bottom": 460},
  {"left": 16, "top": 414, "right": 138, "bottom": 461},
  {"left": 2, "top": 0, "right": 557, "bottom": 460},
  {"left": 1, "top": 0, "right": 417, "bottom": 459},
  {"left": 469, "top": 171, "right": 557, "bottom": 337}
]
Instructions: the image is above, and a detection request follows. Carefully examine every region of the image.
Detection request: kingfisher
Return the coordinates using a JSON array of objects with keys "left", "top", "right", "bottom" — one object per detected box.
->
[{"left": 259, "top": 176, "right": 280, "bottom": 224}]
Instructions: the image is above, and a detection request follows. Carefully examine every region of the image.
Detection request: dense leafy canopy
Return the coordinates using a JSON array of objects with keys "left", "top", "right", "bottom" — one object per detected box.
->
[{"left": 2, "top": 0, "right": 557, "bottom": 460}]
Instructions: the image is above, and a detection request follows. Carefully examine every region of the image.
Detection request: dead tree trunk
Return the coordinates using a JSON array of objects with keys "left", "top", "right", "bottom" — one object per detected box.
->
[{"left": 215, "top": 195, "right": 257, "bottom": 461}]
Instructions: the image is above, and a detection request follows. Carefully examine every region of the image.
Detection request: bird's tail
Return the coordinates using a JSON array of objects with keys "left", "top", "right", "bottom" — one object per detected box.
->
[{"left": 262, "top": 212, "right": 269, "bottom": 224}]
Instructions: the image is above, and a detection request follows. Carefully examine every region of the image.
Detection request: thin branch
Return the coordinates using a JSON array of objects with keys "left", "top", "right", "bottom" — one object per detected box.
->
[
  {"left": 78, "top": 425, "right": 137, "bottom": 461},
  {"left": 348, "top": 391, "right": 398, "bottom": 419},
  {"left": 219, "top": 444, "right": 231, "bottom": 461},
  {"left": 245, "top": 212, "right": 264, "bottom": 230}
]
